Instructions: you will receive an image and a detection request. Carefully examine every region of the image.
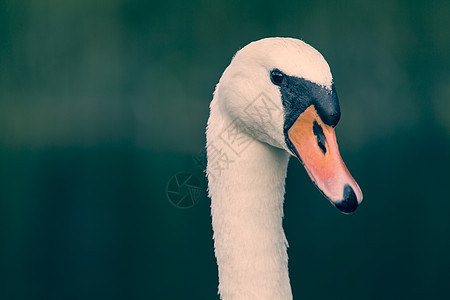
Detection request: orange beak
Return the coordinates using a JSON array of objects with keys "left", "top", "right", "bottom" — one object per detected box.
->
[{"left": 287, "top": 105, "right": 363, "bottom": 213}]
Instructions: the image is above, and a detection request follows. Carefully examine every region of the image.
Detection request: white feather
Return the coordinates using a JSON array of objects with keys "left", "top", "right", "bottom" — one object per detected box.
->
[{"left": 207, "top": 37, "right": 334, "bottom": 299}]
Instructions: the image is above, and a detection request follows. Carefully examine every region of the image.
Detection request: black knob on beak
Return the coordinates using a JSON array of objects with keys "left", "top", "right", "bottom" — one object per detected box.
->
[{"left": 313, "top": 84, "right": 341, "bottom": 128}]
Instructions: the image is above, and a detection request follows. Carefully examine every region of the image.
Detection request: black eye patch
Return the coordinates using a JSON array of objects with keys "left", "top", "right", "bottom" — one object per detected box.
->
[{"left": 280, "top": 73, "right": 340, "bottom": 158}]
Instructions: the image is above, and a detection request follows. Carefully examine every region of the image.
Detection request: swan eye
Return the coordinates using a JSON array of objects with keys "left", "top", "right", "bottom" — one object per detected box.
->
[{"left": 270, "top": 69, "right": 284, "bottom": 85}]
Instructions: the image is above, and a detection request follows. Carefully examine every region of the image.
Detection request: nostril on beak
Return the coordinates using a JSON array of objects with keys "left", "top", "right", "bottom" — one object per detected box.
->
[
  {"left": 335, "top": 184, "right": 358, "bottom": 214},
  {"left": 313, "top": 121, "right": 327, "bottom": 155}
]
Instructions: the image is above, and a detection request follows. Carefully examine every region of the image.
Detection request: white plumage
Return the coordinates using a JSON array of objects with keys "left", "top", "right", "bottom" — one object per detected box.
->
[{"left": 206, "top": 37, "right": 362, "bottom": 299}]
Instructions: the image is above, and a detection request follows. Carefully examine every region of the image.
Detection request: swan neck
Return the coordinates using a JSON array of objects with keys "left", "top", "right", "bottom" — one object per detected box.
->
[{"left": 207, "top": 106, "right": 292, "bottom": 299}]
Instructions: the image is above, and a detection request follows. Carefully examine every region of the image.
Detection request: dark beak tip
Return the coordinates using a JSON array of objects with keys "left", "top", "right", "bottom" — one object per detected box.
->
[
  {"left": 334, "top": 184, "right": 359, "bottom": 214},
  {"left": 335, "top": 200, "right": 358, "bottom": 214}
]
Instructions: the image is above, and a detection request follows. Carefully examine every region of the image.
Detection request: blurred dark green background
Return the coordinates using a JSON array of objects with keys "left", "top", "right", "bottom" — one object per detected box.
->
[{"left": 1, "top": 0, "right": 449, "bottom": 299}]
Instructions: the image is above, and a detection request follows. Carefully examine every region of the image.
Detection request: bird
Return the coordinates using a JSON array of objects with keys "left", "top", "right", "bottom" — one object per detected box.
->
[{"left": 206, "top": 37, "right": 363, "bottom": 300}]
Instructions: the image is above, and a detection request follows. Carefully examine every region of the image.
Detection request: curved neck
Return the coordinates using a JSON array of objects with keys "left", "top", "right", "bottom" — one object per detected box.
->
[{"left": 207, "top": 102, "right": 292, "bottom": 299}]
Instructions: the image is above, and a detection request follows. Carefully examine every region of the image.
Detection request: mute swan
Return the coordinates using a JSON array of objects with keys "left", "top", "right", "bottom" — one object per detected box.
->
[{"left": 206, "top": 37, "right": 363, "bottom": 300}]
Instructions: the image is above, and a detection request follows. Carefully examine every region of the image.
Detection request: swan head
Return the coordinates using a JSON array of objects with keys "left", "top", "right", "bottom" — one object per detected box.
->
[{"left": 214, "top": 37, "right": 362, "bottom": 213}]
